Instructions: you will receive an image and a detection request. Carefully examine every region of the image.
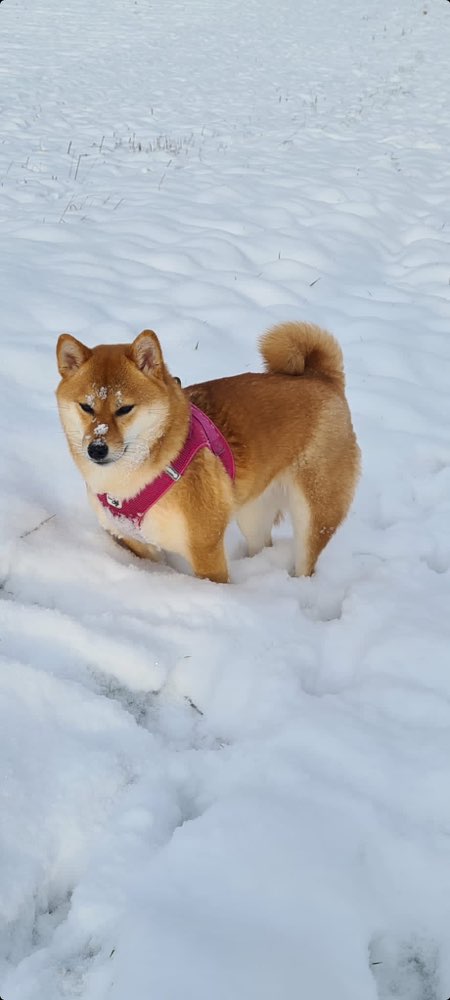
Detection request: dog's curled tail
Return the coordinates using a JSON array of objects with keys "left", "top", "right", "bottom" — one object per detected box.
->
[{"left": 259, "top": 321, "right": 345, "bottom": 389}]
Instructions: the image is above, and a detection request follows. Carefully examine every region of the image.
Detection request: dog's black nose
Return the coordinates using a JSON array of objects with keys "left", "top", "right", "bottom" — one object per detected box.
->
[{"left": 88, "top": 441, "right": 109, "bottom": 463}]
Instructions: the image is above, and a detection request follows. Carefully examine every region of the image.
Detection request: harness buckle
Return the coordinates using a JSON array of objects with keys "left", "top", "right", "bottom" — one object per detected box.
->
[
  {"left": 165, "top": 464, "right": 181, "bottom": 482},
  {"left": 106, "top": 494, "right": 123, "bottom": 509}
]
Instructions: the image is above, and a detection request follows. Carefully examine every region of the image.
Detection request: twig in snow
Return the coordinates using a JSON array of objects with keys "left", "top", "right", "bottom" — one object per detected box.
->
[
  {"left": 185, "top": 696, "right": 203, "bottom": 716},
  {"left": 20, "top": 514, "right": 55, "bottom": 540},
  {"left": 74, "top": 153, "right": 88, "bottom": 181},
  {"left": 158, "top": 158, "right": 173, "bottom": 189},
  {"left": 59, "top": 201, "right": 72, "bottom": 223}
]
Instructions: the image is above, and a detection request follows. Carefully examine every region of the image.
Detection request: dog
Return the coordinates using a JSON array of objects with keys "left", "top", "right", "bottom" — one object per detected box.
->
[{"left": 56, "top": 322, "right": 360, "bottom": 583}]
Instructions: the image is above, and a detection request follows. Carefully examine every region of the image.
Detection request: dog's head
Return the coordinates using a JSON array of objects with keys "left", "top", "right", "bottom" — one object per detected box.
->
[{"left": 56, "top": 330, "right": 180, "bottom": 486}]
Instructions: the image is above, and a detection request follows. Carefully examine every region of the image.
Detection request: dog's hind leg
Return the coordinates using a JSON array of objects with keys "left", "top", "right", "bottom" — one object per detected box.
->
[
  {"left": 237, "top": 485, "right": 284, "bottom": 558},
  {"left": 286, "top": 481, "right": 314, "bottom": 576},
  {"left": 287, "top": 474, "right": 348, "bottom": 577}
]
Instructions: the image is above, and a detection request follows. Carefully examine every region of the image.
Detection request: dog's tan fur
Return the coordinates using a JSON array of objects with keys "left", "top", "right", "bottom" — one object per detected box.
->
[{"left": 56, "top": 322, "right": 360, "bottom": 583}]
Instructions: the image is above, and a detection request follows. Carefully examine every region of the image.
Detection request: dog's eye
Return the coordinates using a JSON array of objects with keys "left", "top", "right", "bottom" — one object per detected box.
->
[
  {"left": 115, "top": 405, "right": 134, "bottom": 417},
  {"left": 79, "top": 402, "right": 94, "bottom": 415}
]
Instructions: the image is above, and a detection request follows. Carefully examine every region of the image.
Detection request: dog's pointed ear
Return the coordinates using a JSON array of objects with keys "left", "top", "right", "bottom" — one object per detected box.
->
[
  {"left": 57, "top": 334, "right": 92, "bottom": 379},
  {"left": 130, "top": 330, "right": 164, "bottom": 378}
]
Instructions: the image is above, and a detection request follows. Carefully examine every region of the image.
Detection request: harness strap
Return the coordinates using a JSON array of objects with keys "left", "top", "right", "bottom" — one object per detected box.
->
[{"left": 97, "top": 403, "right": 235, "bottom": 527}]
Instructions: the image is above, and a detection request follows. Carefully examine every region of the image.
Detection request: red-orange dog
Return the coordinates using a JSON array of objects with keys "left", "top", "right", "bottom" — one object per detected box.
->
[{"left": 56, "top": 322, "right": 360, "bottom": 582}]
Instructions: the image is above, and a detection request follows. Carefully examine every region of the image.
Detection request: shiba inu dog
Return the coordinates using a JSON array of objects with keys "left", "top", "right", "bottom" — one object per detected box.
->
[{"left": 56, "top": 322, "right": 360, "bottom": 583}]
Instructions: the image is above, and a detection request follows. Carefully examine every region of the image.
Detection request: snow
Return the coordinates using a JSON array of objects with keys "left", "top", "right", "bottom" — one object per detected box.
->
[{"left": 1, "top": 0, "right": 450, "bottom": 997}]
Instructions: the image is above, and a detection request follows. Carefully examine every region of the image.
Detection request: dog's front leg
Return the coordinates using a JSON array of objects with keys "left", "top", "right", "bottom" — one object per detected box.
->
[
  {"left": 190, "top": 538, "right": 229, "bottom": 584},
  {"left": 115, "top": 534, "right": 164, "bottom": 563}
]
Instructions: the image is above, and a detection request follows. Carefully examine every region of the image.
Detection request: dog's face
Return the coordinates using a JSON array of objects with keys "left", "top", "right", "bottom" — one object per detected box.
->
[{"left": 56, "top": 330, "right": 172, "bottom": 485}]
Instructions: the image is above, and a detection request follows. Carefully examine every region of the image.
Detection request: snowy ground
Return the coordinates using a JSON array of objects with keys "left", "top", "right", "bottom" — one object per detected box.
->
[{"left": 1, "top": 0, "right": 450, "bottom": 997}]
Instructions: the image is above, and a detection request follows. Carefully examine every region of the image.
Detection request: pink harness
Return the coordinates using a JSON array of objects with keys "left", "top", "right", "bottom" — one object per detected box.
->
[{"left": 97, "top": 403, "right": 235, "bottom": 528}]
